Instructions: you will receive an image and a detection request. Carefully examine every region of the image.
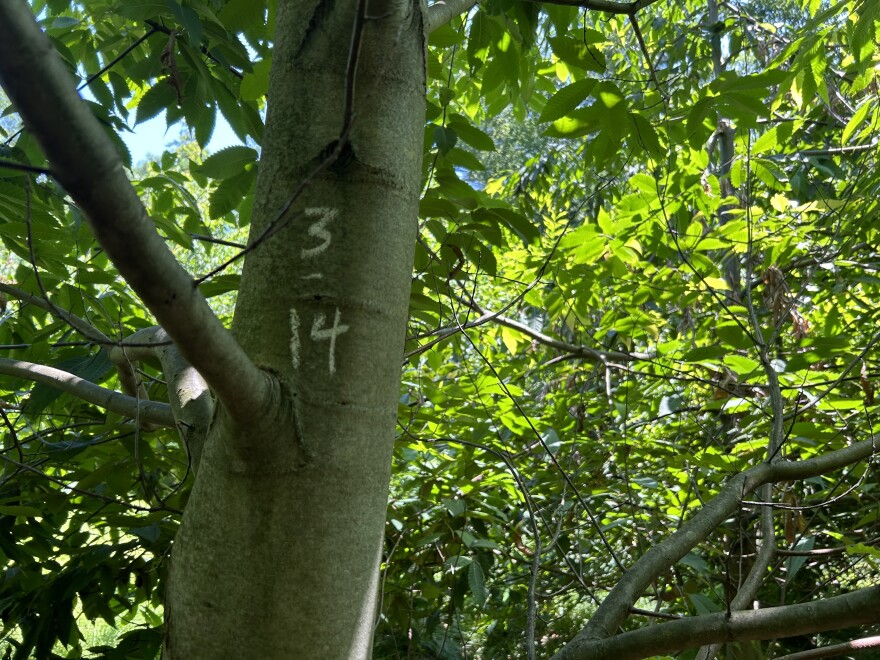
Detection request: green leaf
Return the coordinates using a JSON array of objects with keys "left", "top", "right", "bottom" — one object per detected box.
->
[
  {"left": 723, "top": 354, "right": 760, "bottom": 377},
  {"left": 241, "top": 58, "right": 272, "bottom": 101},
  {"left": 715, "top": 322, "right": 750, "bottom": 350},
  {"left": 468, "top": 561, "right": 488, "bottom": 603},
  {"left": 447, "top": 116, "right": 495, "bottom": 151},
  {"left": 193, "top": 103, "right": 217, "bottom": 148},
  {"left": 135, "top": 82, "right": 177, "bottom": 126},
  {"left": 196, "top": 146, "right": 259, "bottom": 179},
  {"left": 472, "top": 207, "right": 539, "bottom": 245},
  {"left": 444, "top": 498, "right": 466, "bottom": 517},
  {"left": 786, "top": 536, "right": 814, "bottom": 584},
  {"left": 167, "top": 0, "right": 203, "bottom": 45},
  {"left": 719, "top": 92, "right": 769, "bottom": 126},
  {"left": 114, "top": 0, "right": 168, "bottom": 20},
  {"left": 842, "top": 99, "right": 873, "bottom": 144},
  {"left": 712, "top": 69, "right": 789, "bottom": 92},
  {"left": 544, "top": 107, "right": 594, "bottom": 138},
  {"left": 752, "top": 126, "right": 778, "bottom": 155},
  {"left": 538, "top": 79, "right": 596, "bottom": 123},
  {"left": 847, "top": 542, "right": 880, "bottom": 558},
  {"left": 548, "top": 36, "right": 605, "bottom": 72},
  {"left": 208, "top": 168, "right": 256, "bottom": 218},
  {"left": 678, "top": 552, "right": 709, "bottom": 574},
  {"left": 688, "top": 593, "right": 722, "bottom": 615},
  {"left": 198, "top": 273, "right": 241, "bottom": 298},
  {"left": 218, "top": 0, "right": 267, "bottom": 30},
  {"left": 628, "top": 111, "right": 662, "bottom": 157},
  {"left": 851, "top": 0, "right": 880, "bottom": 55},
  {"left": 686, "top": 97, "right": 714, "bottom": 148},
  {"left": 433, "top": 126, "right": 458, "bottom": 155}
]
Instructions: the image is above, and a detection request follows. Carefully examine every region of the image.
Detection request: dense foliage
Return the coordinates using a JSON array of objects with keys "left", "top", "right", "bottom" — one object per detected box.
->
[{"left": 0, "top": 0, "right": 879, "bottom": 657}]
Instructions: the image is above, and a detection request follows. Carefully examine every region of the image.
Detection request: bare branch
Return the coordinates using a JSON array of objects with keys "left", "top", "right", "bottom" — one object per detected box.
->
[
  {"left": 797, "top": 141, "right": 878, "bottom": 156},
  {"left": 775, "top": 635, "right": 880, "bottom": 660},
  {"left": 555, "top": 436, "right": 879, "bottom": 657},
  {"left": 695, "top": 129, "right": 792, "bottom": 659},
  {"left": 628, "top": 14, "right": 665, "bottom": 99},
  {"left": 426, "top": 0, "right": 480, "bottom": 33},
  {"left": 0, "top": 1, "right": 268, "bottom": 422},
  {"left": 522, "top": 0, "right": 663, "bottom": 14},
  {"left": 426, "top": 0, "right": 662, "bottom": 34},
  {"left": 189, "top": 233, "right": 246, "bottom": 249},
  {"left": 0, "top": 358, "right": 175, "bottom": 427},
  {"left": 0, "top": 160, "right": 52, "bottom": 176},
  {"left": 406, "top": 300, "right": 652, "bottom": 363},
  {"left": 556, "top": 587, "right": 880, "bottom": 660},
  {"left": 481, "top": 304, "right": 653, "bottom": 363}
]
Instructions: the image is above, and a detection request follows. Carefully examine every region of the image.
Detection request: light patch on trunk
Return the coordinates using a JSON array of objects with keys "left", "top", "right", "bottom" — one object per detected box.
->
[
  {"left": 311, "top": 307, "right": 349, "bottom": 375},
  {"left": 289, "top": 307, "right": 301, "bottom": 370},
  {"left": 300, "top": 207, "right": 338, "bottom": 258}
]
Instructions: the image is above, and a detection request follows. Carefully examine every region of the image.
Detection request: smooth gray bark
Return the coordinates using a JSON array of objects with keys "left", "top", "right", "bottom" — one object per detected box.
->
[
  {"left": 164, "top": 0, "right": 426, "bottom": 656},
  {"left": 109, "top": 327, "right": 214, "bottom": 470},
  {"left": 0, "top": 358, "right": 175, "bottom": 427}
]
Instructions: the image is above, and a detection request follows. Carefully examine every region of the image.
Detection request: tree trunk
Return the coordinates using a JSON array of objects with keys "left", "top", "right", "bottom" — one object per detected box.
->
[{"left": 164, "top": 0, "right": 426, "bottom": 656}]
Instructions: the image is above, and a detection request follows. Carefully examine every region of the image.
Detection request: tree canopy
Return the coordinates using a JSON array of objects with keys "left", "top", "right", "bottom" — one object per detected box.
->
[{"left": 0, "top": 0, "right": 879, "bottom": 658}]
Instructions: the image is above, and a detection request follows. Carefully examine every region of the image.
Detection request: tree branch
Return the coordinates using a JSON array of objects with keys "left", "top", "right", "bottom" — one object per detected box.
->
[
  {"left": 556, "top": 0, "right": 661, "bottom": 12},
  {"left": 0, "top": 1, "right": 269, "bottom": 423},
  {"left": 110, "top": 327, "right": 214, "bottom": 470},
  {"left": 426, "top": 0, "right": 480, "bottom": 34},
  {"left": 2, "top": 282, "right": 165, "bottom": 408},
  {"left": 555, "top": 587, "right": 880, "bottom": 660},
  {"left": 406, "top": 300, "right": 652, "bottom": 363},
  {"left": 554, "top": 436, "right": 880, "bottom": 658},
  {"left": 0, "top": 160, "right": 53, "bottom": 176},
  {"left": 0, "top": 282, "right": 110, "bottom": 345},
  {"left": 0, "top": 358, "right": 175, "bottom": 427},
  {"left": 426, "top": 0, "right": 662, "bottom": 34},
  {"left": 775, "top": 635, "right": 880, "bottom": 660},
  {"left": 480, "top": 303, "right": 653, "bottom": 363}
]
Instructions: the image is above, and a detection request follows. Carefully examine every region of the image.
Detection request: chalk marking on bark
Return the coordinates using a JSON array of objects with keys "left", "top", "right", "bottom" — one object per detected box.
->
[
  {"left": 300, "top": 207, "right": 338, "bottom": 258},
  {"left": 310, "top": 307, "right": 349, "bottom": 375},
  {"left": 289, "top": 308, "right": 301, "bottom": 370}
]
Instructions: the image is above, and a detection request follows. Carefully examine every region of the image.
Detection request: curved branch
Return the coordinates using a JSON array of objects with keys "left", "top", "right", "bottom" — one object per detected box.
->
[
  {"left": 426, "top": 0, "right": 480, "bottom": 33},
  {"left": 0, "top": 358, "right": 175, "bottom": 427},
  {"left": 555, "top": 436, "right": 879, "bottom": 658},
  {"left": 110, "top": 327, "right": 214, "bottom": 470},
  {"left": 775, "top": 635, "right": 880, "bottom": 660},
  {"left": 556, "top": 587, "right": 880, "bottom": 660},
  {"left": 0, "top": 2, "right": 268, "bottom": 423}
]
